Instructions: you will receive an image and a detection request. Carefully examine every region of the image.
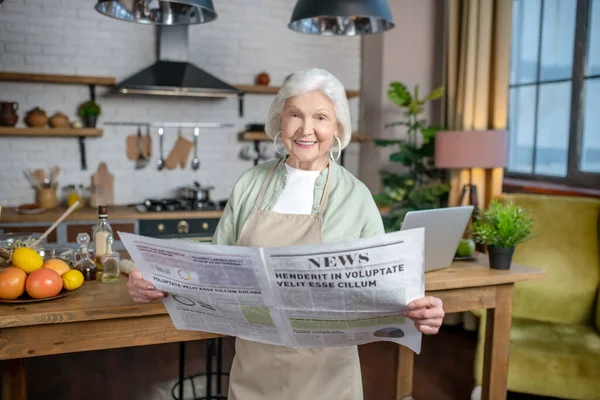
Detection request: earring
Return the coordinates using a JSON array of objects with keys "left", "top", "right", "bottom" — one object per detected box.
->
[
  {"left": 329, "top": 136, "right": 342, "bottom": 162},
  {"left": 273, "top": 131, "right": 285, "bottom": 155}
]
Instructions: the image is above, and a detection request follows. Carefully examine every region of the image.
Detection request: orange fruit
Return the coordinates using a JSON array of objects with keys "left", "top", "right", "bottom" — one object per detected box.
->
[
  {"left": 26, "top": 268, "right": 62, "bottom": 299},
  {"left": 42, "top": 258, "right": 70, "bottom": 276},
  {"left": 0, "top": 267, "right": 27, "bottom": 300}
]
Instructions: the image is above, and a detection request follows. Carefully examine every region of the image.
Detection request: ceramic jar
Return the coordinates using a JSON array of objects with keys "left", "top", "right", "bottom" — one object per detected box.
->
[
  {"left": 25, "top": 107, "right": 48, "bottom": 128},
  {"left": 0, "top": 102, "right": 19, "bottom": 127},
  {"left": 256, "top": 72, "right": 270, "bottom": 86},
  {"left": 49, "top": 112, "right": 70, "bottom": 128}
]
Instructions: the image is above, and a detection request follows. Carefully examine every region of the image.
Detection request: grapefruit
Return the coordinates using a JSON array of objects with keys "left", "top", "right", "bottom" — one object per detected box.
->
[
  {"left": 42, "top": 258, "right": 70, "bottom": 276},
  {"left": 0, "top": 267, "right": 27, "bottom": 300},
  {"left": 11, "top": 247, "right": 43, "bottom": 274},
  {"left": 25, "top": 268, "right": 62, "bottom": 299}
]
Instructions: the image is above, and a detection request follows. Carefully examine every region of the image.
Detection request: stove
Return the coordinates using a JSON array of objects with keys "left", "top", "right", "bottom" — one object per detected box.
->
[{"left": 135, "top": 198, "right": 219, "bottom": 213}]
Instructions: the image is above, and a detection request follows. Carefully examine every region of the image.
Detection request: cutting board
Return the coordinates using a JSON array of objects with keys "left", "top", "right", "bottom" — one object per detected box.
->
[
  {"left": 126, "top": 134, "right": 152, "bottom": 160},
  {"left": 91, "top": 162, "right": 114, "bottom": 206}
]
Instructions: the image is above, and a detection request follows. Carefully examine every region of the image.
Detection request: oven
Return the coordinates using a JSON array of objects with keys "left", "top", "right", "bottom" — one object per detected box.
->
[{"left": 138, "top": 217, "right": 219, "bottom": 241}]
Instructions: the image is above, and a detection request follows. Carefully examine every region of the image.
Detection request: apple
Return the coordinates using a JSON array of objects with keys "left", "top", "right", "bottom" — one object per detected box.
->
[{"left": 456, "top": 238, "right": 475, "bottom": 257}]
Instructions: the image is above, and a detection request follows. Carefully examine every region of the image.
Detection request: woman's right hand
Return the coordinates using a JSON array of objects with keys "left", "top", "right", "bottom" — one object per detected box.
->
[{"left": 127, "top": 270, "right": 168, "bottom": 303}]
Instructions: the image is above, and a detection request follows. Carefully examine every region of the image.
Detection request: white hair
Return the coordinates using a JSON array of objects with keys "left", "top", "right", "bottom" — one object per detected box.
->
[{"left": 265, "top": 68, "right": 352, "bottom": 151}]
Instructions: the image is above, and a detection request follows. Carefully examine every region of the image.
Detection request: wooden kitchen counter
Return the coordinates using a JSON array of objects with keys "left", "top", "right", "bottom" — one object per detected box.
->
[{"left": 0, "top": 205, "right": 222, "bottom": 223}]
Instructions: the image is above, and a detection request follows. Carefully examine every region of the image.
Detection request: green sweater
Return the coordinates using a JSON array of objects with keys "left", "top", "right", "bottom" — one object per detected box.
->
[{"left": 212, "top": 157, "right": 385, "bottom": 246}]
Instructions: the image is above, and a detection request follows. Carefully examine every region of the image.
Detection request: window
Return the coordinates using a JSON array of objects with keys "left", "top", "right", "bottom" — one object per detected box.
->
[{"left": 506, "top": 0, "right": 600, "bottom": 187}]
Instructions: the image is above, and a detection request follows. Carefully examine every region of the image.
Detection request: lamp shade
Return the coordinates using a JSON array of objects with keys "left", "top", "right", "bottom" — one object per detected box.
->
[
  {"left": 288, "top": 0, "right": 394, "bottom": 36},
  {"left": 435, "top": 130, "right": 508, "bottom": 169},
  {"left": 95, "top": 0, "right": 217, "bottom": 25}
]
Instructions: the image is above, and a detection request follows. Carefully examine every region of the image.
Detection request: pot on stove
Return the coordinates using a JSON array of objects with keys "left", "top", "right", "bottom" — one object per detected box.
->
[{"left": 178, "top": 182, "right": 214, "bottom": 202}]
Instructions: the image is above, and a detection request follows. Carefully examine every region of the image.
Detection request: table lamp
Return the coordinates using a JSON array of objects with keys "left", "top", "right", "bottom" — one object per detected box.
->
[{"left": 435, "top": 130, "right": 508, "bottom": 210}]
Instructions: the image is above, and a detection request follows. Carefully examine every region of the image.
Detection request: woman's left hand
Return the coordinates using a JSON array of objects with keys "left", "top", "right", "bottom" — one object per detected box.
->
[{"left": 403, "top": 296, "right": 445, "bottom": 335}]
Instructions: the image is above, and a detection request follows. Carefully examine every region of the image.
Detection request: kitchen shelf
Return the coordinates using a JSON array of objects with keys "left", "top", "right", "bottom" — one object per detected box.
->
[
  {"left": 235, "top": 85, "right": 360, "bottom": 99},
  {"left": 0, "top": 127, "right": 103, "bottom": 137},
  {"left": 0, "top": 72, "right": 116, "bottom": 86},
  {"left": 239, "top": 131, "right": 372, "bottom": 143},
  {"left": 0, "top": 71, "right": 115, "bottom": 170}
]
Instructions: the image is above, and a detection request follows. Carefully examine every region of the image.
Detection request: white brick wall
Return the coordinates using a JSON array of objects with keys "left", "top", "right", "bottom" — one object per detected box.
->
[{"left": 0, "top": 0, "right": 362, "bottom": 207}]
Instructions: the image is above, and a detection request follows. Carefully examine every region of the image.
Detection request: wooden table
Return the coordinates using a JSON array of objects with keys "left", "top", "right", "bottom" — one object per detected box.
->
[
  {"left": 395, "top": 254, "right": 544, "bottom": 400},
  {"left": 0, "top": 255, "right": 543, "bottom": 400},
  {"left": 0, "top": 279, "right": 222, "bottom": 400}
]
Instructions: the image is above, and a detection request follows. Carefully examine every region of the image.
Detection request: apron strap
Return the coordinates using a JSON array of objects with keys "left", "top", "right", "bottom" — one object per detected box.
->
[
  {"left": 252, "top": 156, "right": 285, "bottom": 213},
  {"left": 317, "top": 161, "right": 335, "bottom": 216}
]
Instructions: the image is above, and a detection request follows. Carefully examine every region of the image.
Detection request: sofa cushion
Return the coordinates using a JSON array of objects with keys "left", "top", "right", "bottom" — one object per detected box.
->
[
  {"left": 501, "top": 194, "right": 600, "bottom": 324},
  {"left": 475, "top": 316, "right": 600, "bottom": 399}
]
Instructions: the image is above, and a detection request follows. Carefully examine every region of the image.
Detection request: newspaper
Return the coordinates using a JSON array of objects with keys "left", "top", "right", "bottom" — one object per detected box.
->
[{"left": 119, "top": 227, "right": 425, "bottom": 353}]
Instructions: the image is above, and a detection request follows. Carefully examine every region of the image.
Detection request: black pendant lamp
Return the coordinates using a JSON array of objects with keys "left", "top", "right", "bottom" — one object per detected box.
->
[
  {"left": 94, "top": 0, "right": 217, "bottom": 25},
  {"left": 288, "top": 0, "right": 394, "bottom": 36}
]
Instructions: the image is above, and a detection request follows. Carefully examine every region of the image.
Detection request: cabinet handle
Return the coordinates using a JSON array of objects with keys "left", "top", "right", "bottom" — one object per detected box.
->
[
  {"left": 202, "top": 222, "right": 209, "bottom": 230},
  {"left": 157, "top": 223, "right": 165, "bottom": 232},
  {"left": 177, "top": 220, "right": 189, "bottom": 234}
]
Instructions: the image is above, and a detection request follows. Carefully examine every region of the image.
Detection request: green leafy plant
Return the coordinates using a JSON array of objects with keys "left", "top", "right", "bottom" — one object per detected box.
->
[
  {"left": 373, "top": 82, "right": 450, "bottom": 232},
  {"left": 472, "top": 199, "right": 533, "bottom": 249},
  {"left": 78, "top": 100, "right": 101, "bottom": 117}
]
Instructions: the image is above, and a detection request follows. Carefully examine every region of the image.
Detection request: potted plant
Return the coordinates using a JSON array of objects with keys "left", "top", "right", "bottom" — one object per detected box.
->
[
  {"left": 372, "top": 82, "right": 450, "bottom": 232},
  {"left": 472, "top": 199, "right": 534, "bottom": 270},
  {"left": 78, "top": 100, "right": 101, "bottom": 128}
]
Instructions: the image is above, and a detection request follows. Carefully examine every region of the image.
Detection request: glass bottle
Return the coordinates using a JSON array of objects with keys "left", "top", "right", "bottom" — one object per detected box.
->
[
  {"left": 101, "top": 234, "right": 120, "bottom": 283},
  {"left": 93, "top": 205, "right": 113, "bottom": 273},
  {"left": 73, "top": 233, "right": 97, "bottom": 281}
]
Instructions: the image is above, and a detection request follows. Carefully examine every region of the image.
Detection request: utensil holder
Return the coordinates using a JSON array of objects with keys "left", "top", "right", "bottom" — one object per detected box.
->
[{"left": 37, "top": 188, "right": 58, "bottom": 209}]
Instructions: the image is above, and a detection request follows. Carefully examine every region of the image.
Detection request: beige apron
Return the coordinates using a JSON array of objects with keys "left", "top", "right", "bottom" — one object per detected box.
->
[{"left": 228, "top": 157, "right": 363, "bottom": 400}]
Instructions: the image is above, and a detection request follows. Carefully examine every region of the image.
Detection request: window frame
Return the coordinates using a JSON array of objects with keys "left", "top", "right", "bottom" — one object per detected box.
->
[{"left": 505, "top": 0, "right": 600, "bottom": 189}]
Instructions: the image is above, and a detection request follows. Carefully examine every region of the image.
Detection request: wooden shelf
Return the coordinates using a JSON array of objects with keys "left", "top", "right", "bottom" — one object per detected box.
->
[
  {"left": 235, "top": 84, "right": 360, "bottom": 99},
  {"left": 0, "top": 127, "right": 103, "bottom": 137},
  {"left": 0, "top": 72, "right": 116, "bottom": 86},
  {"left": 239, "top": 131, "right": 371, "bottom": 143}
]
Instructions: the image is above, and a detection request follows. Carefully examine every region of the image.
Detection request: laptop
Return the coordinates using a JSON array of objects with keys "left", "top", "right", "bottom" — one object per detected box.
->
[{"left": 400, "top": 206, "right": 474, "bottom": 272}]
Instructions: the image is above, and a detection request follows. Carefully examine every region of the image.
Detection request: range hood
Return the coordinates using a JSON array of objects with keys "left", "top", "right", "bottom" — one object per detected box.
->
[{"left": 116, "top": 25, "right": 242, "bottom": 100}]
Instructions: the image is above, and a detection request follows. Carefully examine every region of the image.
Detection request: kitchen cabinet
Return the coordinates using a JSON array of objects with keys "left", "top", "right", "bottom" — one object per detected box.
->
[
  {"left": 65, "top": 222, "right": 136, "bottom": 242},
  {"left": 139, "top": 217, "right": 219, "bottom": 240},
  {"left": 0, "top": 206, "right": 222, "bottom": 250}
]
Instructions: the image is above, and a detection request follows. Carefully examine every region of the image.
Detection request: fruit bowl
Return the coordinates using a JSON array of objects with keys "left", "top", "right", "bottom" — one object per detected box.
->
[
  {"left": 0, "top": 287, "right": 78, "bottom": 304},
  {"left": 0, "top": 252, "right": 85, "bottom": 304}
]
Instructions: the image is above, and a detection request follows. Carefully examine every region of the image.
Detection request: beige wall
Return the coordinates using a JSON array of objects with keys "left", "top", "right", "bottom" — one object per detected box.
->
[{"left": 359, "top": 0, "right": 445, "bottom": 193}]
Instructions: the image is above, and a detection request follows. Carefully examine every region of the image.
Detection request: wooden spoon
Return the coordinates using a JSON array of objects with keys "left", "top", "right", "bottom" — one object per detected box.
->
[
  {"left": 33, "top": 169, "right": 46, "bottom": 188},
  {"left": 49, "top": 165, "right": 61, "bottom": 186},
  {"left": 31, "top": 201, "right": 80, "bottom": 248}
]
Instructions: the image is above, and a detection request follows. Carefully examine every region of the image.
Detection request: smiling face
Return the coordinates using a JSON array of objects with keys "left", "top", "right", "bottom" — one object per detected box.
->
[{"left": 281, "top": 90, "right": 339, "bottom": 171}]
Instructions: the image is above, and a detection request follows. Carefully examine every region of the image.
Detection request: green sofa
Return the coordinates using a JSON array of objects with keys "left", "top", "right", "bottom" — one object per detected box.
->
[{"left": 472, "top": 193, "right": 600, "bottom": 399}]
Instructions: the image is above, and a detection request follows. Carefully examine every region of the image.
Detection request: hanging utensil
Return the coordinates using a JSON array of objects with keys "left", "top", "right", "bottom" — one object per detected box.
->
[
  {"left": 157, "top": 127, "right": 165, "bottom": 170},
  {"left": 191, "top": 126, "right": 200, "bottom": 170},
  {"left": 135, "top": 126, "right": 148, "bottom": 170},
  {"left": 144, "top": 124, "right": 152, "bottom": 159}
]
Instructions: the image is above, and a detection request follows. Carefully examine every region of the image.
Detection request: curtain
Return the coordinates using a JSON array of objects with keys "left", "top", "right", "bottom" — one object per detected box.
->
[
  {"left": 442, "top": 0, "right": 513, "bottom": 329},
  {"left": 444, "top": 0, "right": 513, "bottom": 209}
]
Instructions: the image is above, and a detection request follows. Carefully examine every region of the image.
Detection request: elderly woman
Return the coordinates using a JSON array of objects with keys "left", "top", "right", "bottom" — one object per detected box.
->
[{"left": 128, "top": 68, "right": 444, "bottom": 399}]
